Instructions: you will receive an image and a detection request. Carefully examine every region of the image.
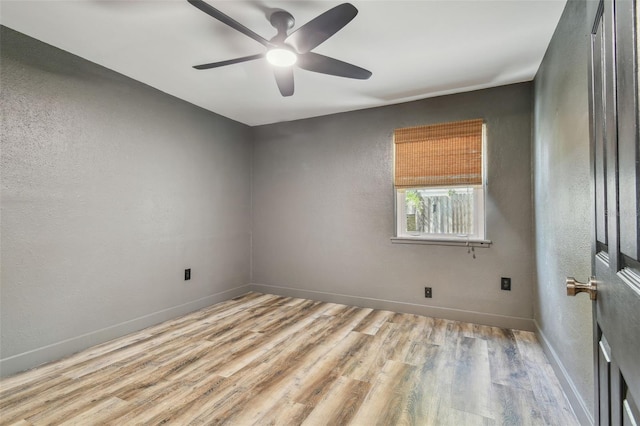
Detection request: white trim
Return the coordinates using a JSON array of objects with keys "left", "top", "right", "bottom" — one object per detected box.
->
[
  {"left": 534, "top": 320, "right": 595, "bottom": 426},
  {"left": 396, "top": 188, "right": 407, "bottom": 237},
  {"left": 250, "top": 283, "right": 534, "bottom": 331},
  {"left": 0, "top": 285, "right": 251, "bottom": 378},
  {"left": 390, "top": 236, "right": 492, "bottom": 247},
  {"left": 481, "top": 122, "right": 488, "bottom": 238}
]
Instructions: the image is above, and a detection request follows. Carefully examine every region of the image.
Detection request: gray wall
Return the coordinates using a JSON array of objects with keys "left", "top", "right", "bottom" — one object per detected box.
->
[
  {"left": 2, "top": 13, "right": 596, "bottom": 423},
  {"left": 251, "top": 83, "right": 535, "bottom": 330},
  {"left": 532, "top": 0, "right": 594, "bottom": 422},
  {"left": 0, "top": 27, "right": 252, "bottom": 377}
]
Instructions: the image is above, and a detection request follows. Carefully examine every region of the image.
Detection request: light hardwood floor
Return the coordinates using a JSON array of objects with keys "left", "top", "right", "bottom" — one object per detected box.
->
[{"left": 0, "top": 292, "right": 578, "bottom": 425}]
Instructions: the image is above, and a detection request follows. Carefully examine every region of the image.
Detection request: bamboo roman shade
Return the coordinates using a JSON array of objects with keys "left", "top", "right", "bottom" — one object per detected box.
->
[{"left": 394, "top": 119, "right": 484, "bottom": 188}]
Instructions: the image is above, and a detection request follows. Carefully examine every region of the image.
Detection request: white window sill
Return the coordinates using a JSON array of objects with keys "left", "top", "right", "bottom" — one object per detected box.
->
[{"left": 390, "top": 236, "right": 492, "bottom": 247}]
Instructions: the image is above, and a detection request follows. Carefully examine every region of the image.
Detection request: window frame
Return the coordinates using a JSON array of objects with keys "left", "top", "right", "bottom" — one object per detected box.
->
[{"left": 391, "top": 122, "right": 492, "bottom": 247}]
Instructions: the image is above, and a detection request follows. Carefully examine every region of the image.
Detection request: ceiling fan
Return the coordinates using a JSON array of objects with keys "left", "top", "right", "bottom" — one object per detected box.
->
[{"left": 187, "top": 0, "right": 372, "bottom": 97}]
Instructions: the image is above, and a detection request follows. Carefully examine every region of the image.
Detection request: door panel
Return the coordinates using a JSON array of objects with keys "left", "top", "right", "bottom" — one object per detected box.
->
[
  {"left": 599, "top": 337, "right": 612, "bottom": 425},
  {"left": 594, "top": 14, "right": 609, "bottom": 247},
  {"left": 589, "top": 0, "right": 640, "bottom": 424},
  {"left": 616, "top": 0, "right": 640, "bottom": 261},
  {"left": 622, "top": 393, "right": 639, "bottom": 426}
]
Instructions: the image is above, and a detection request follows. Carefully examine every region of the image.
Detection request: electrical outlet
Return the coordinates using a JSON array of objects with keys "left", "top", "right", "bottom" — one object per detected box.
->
[
  {"left": 424, "top": 287, "right": 432, "bottom": 298},
  {"left": 185, "top": 269, "right": 191, "bottom": 281},
  {"left": 501, "top": 277, "right": 511, "bottom": 291}
]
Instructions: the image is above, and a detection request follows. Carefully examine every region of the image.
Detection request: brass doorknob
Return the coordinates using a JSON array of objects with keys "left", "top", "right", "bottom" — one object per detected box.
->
[{"left": 566, "top": 277, "right": 597, "bottom": 300}]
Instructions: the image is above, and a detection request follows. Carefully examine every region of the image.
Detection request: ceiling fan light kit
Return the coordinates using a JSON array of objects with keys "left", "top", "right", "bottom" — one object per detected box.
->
[
  {"left": 187, "top": 0, "right": 372, "bottom": 97},
  {"left": 266, "top": 48, "right": 297, "bottom": 67}
]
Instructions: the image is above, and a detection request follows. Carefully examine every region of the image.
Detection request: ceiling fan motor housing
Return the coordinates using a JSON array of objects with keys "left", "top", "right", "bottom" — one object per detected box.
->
[{"left": 270, "top": 10, "right": 295, "bottom": 35}]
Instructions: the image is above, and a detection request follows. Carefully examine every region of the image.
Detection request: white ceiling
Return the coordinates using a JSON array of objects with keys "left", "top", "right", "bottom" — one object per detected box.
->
[{"left": 1, "top": 0, "right": 566, "bottom": 126}]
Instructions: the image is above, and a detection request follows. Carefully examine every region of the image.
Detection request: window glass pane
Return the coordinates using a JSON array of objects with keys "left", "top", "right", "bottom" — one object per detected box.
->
[{"left": 404, "top": 187, "right": 475, "bottom": 236}]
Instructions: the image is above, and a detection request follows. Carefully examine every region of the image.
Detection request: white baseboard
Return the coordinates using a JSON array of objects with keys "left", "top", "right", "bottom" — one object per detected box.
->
[
  {"left": 250, "top": 283, "right": 535, "bottom": 331},
  {"left": 0, "top": 285, "right": 251, "bottom": 378},
  {"left": 534, "top": 321, "right": 594, "bottom": 425}
]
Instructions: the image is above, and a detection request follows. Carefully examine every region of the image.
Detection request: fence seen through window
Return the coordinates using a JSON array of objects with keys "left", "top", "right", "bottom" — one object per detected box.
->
[{"left": 404, "top": 187, "right": 474, "bottom": 235}]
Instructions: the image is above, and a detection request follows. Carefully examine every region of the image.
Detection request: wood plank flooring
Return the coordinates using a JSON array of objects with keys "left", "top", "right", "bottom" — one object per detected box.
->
[{"left": 0, "top": 292, "right": 578, "bottom": 425}]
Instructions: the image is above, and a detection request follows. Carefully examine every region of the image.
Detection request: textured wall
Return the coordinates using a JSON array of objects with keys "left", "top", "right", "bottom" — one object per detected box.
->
[
  {"left": 0, "top": 27, "right": 252, "bottom": 376},
  {"left": 252, "top": 83, "right": 535, "bottom": 329},
  {"left": 532, "top": 0, "right": 594, "bottom": 420}
]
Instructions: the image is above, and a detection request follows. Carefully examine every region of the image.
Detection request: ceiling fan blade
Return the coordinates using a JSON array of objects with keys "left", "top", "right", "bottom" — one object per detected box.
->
[
  {"left": 193, "top": 53, "right": 264, "bottom": 70},
  {"left": 298, "top": 52, "right": 371, "bottom": 80},
  {"left": 285, "top": 3, "right": 358, "bottom": 53},
  {"left": 274, "top": 67, "right": 294, "bottom": 97},
  {"left": 187, "top": 0, "right": 272, "bottom": 48}
]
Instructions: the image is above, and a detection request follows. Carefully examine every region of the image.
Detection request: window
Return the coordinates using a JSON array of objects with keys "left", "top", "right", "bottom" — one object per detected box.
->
[{"left": 392, "top": 119, "right": 489, "bottom": 245}]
